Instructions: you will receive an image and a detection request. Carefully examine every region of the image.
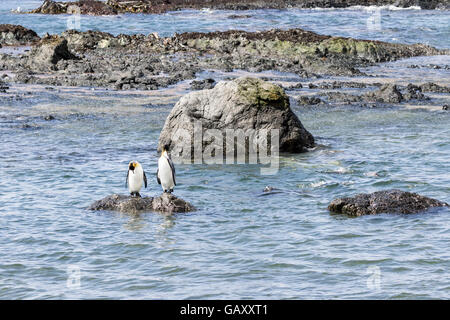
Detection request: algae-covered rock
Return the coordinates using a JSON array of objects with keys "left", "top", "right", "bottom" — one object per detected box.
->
[
  {"left": 328, "top": 189, "right": 448, "bottom": 217},
  {"left": 158, "top": 76, "right": 315, "bottom": 156}
]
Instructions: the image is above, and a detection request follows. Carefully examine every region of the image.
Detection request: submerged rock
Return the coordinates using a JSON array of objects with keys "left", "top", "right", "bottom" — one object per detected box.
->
[
  {"left": 89, "top": 193, "right": 194, "bottom": 214},
  {"left": 403, "top": 83, "right": 427, "bottom": 101},
  {"left": 325, "top": 92, "right": 363, "bottom": 104},
  {"left": 0, "top": 24, "right": 40, "bottom": 45},
  {"left": 158, "top": 77, "right": 315, "bottom": 156},
  {"left": 190, "top": 78, "right": 216, "bottom": 90},
  {"left": 328, "top": 189, "right": 448, "bottom": 217},
  {"left": 420, "top": 82, "right": 450, "bottom": 93},
  {"left": 297, "top": 96, "right": 324, "bottom": 105}
]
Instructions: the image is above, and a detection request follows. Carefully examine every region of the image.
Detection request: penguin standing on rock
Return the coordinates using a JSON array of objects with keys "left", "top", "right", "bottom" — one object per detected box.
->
[
  {"left": 126, "top": 161, "right": 147, "bottom": 197},
  {"left": 157, "top": 144, "right": 176, "bottom": 193}
]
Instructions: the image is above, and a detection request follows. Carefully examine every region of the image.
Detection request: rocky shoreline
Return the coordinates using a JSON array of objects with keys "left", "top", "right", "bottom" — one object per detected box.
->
[
  {"left": 25, "top": 0, "right": 450, "bottom": 15},
  {"left": 1, "top": 24, "right": 447, "bottom": 93}
]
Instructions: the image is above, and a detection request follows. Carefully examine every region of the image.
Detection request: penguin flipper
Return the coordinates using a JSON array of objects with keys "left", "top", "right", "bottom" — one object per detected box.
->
[
  {"left": 156, "top": 168, "right": 161, "bottom": 185},
  {"left": 125, "top": 170, "right": 129, "bottom": 188},
  {"left": 167, "top": 156, "right": 176, "bottom": 186},
  {"left": 143, "top": 171, "right": 148, "bottom": 188}
]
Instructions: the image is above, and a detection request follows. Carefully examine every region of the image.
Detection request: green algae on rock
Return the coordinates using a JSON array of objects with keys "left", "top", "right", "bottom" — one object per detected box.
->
[{"left": 158, "top": 77, "right": 315, "bottom": 156}]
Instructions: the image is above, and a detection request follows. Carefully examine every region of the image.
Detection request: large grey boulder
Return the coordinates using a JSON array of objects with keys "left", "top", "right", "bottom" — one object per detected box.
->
[
  {"left": 328, "top": 189, "right": 448, "bottom": 217},
  {"left": 89, "top": 193, "right": 195, "bottom": 214},
  {"left": 158, "top": 77, "right": 315, "bottom": 157}
]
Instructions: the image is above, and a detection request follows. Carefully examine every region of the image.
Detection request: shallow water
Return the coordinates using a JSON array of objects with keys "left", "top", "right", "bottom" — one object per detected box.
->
[{"left": 1, "top": 1, "right": 450, "bottom": 300}]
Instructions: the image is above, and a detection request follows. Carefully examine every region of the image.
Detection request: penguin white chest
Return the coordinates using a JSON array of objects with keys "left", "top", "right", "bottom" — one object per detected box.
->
[
  {"left": 128, "top": 166, "right": 144, "bottom": 193},
  {"left": 158, "top": 155, "right": 174, "bottom": 191}
]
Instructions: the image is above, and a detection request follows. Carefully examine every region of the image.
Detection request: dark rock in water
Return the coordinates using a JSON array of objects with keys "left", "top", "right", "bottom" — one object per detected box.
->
[
  {"left": 0, "top": 24, "right": 40, "bottom": 45},
  {"left": 420, "top": 82, "right": 450, "bottom": 93},
  {"left": 28, "top": 0, "right": 67, "bottom": 14},
  {"left": 403, "top": 83, "right": 427, "bottom": 101},
  {"left": 158, "top": 77, "right": 315, "bottom": 155},
  {"left": 314, "top": 81, "right": 367, "bottom": 89},
  {"left": 89, "top": 193, "right": 194, "bottom": 214},
  {"left": 0, "top": 78, "right": 9, "bottom": 92},
  {"left": 227, "top": 14, "right": 252, "bottom": 19},
  {"left": 284, "top": 82, "right": 303, "bottom": 89},
  {"left": 28, "top": 0, "right": 117, "bottom": 15},
  {"left": 190, "top": 78, "right": 216, "bottom": 90},
  {"left": 89, "top": 194, "right": 153, "bottom": 214},
  {"left": 151, "top": 193, "right": 195, "bottom": 213},
  {"left": 297, "top": 96, "right": 324, "bottom": 105},
  {"left": 325, "top": 92, "right": 363, "bottom": 104},
  {"left": 328, "top": 189, "right": 448, "bottom": 217},
  {"left": 364, "top": 84, "right": 403, "bottom": 103},
  {"left": 29, "top": 38, "right": 78, "bottom": 68}
]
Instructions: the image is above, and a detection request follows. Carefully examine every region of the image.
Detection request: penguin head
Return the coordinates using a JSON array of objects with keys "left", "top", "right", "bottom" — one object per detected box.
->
[
  {"left": 128, "top": 161, "right": 137, "bottom": 172},
  {"left": 162, "top": 144, "right": 170, "bottom": 153}
]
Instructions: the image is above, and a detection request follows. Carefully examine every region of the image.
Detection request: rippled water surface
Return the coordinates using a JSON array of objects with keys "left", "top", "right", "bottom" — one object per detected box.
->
[{"left": 0, "top": 1, "right": 450, "bottom": 299}]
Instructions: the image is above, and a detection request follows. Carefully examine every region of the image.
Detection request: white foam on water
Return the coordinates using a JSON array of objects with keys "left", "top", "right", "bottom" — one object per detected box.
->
[
  {"left": 305, "top": 5, "right": 422, "bottom": 11},
  {"left": 350, "top": 5, "right": 422, "bottom": 11}
]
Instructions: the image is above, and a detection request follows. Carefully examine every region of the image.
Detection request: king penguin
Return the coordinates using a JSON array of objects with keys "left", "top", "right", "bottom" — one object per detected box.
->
[
  {"left": 157, "top": 144, "right": 176, "bottom": 193},
  {"left": 126, "top": 161, "right": 147, "bottom": 197}
]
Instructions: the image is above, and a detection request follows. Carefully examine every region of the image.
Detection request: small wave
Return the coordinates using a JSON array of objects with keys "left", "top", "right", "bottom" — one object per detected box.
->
[
  {"left": 306, "top": 5, "right": 421, "bottom": 11},
  {"left": 328, "top": 167, "right": 353, "bottom": 174},
  {"left": 349, "top": 5, "right": 421, "bottom": 11},
  {"left": 310, "top": 181, "right": 327, "bottom": 188}
]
